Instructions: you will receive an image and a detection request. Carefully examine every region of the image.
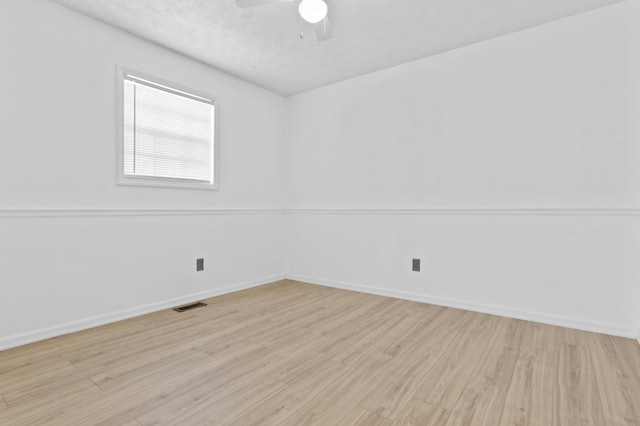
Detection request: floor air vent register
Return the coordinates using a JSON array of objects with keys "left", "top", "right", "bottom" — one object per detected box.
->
[{"left": 173, "top": 302, "right": 207, "bottom": 312}]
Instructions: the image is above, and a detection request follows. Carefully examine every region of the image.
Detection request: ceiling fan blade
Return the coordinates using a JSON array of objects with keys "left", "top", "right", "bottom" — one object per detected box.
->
[
  {"left": 235, "top": 0, "right": 295, "bottom": 8},
  {"left": 314, "top": 16, "right": 332, "bottom": 41}
]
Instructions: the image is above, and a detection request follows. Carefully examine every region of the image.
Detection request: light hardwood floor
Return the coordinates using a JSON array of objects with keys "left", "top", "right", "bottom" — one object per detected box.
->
[{"left": 1, "top": 280, "right": 639, "bottom": 425}]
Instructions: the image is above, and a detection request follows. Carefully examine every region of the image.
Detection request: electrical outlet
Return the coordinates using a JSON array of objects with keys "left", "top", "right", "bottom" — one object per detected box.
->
[
  {"left": 412, "top": 258, "right": 420, "bottom": 272},
  {"left": 196, "top": 258, "right": 204, "bottom": 271}
]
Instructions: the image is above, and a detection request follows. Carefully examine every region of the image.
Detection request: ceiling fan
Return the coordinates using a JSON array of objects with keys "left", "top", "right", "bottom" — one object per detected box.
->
[{"left": 236, "top": 0, "right": 333, "bottom": 41}]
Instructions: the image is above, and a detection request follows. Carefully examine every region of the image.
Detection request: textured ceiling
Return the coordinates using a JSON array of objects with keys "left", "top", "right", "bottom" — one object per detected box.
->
[{"left": 49, "top": 0, "right": 623, "bottom": 96}]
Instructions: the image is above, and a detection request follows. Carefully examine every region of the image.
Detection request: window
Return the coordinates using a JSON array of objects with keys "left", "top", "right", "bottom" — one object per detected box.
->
[{"left": 117, "top": 67, "right": 217, "bottom": 190}]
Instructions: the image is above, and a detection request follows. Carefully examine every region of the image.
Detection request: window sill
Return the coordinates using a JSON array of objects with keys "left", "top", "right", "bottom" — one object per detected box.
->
[{"left": 117, "top": 176, "right": 218, "bottom": 191}]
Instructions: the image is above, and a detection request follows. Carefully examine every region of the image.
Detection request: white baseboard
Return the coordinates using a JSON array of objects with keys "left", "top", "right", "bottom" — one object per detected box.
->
[
  {"left": 286, "top": 274, "right": 640, "bottom": 340},
  {"left": 2, "top": 273, "right": 637, "bottom": 351},
  {"left": 0, "top": 274, "right": 286, "bottom": 351}
]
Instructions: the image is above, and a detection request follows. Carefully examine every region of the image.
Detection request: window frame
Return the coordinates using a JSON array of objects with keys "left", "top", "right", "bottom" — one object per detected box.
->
[{"left": 116, "top": 66, "right": 219, "bottom": 191}]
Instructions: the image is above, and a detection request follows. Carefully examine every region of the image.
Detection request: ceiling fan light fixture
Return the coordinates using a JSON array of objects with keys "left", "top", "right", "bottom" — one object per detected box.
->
[{"left": 298, "top": 0, "right": 327, "bottom": 24}]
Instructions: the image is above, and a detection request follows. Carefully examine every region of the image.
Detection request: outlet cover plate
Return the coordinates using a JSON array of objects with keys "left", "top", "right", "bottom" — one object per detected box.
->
[{"left": 412, "top": 258, "right": 420, "bottom": 272}]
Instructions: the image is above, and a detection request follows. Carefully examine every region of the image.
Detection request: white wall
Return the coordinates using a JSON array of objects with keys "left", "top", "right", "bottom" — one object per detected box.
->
[
  {"left": 0, "top": 0, "right": 286, "bottom": 349},
  {"left": 285, "top": 1, "right": 640, "bottom": 338}
]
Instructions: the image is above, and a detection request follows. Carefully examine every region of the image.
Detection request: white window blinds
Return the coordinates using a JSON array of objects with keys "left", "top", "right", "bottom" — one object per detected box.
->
[{"left": 122, "top": 75, "right": 214, "bottom": 184}]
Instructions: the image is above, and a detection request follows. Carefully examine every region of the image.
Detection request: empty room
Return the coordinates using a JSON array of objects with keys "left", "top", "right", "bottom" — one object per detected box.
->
[{"left": 1, "top": 0, "right": 640, "bottom": 424}]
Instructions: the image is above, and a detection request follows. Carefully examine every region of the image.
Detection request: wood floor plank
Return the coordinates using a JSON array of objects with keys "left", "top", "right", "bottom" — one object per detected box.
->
[
  {"left": 555, "top": 337, "right": 607, "bottom": 425},
  {"left": 328, "top": 310, "right": 414, "bottom": 366},
  {"left": 177, "top": 376, "right": 288, "bottom": 426},
  {"left": 380, "top": 304, "right": 448, "bottom": 358},
  {"left": 0, "top": 381, "right": 102, "bottom": 425},
  {"left": 358, "top": 309, "right": 475, "bottom": 420},
  {"left": 2, "top": 352, "right": 216, "bottom": 426},
  {"left": 0, "top": 339, "right": 61, "bottom": 367},
  {"left": 1, "top": 279, "right": 639, "bottom": 425},
  {"left": 47, "top": 320, "right": 148, "bottom": 359},
  {"left": 339, "top": 408, "right": 393, "bottom": 426},
  {"left": 448, "top": 317, "right": 524, "bottom": 424},
  {"left": 519, "top": 319, "right": 559, "bottom": 354},
  {"left": 411, "top": 312, "right": 498, "bottom": 408},
  {"left": 392, "top": 397, "right": 451, "bottom": 425},
  {"left": 586, "top": 333, "right": 640, "bottom": 424},
  {"left": 603, "top": 334, "right": 640, "bottom": 392},
  {"left": 225, "top": 354, "right": 351, "bottom": 425},
  {"left": 3, "top": 372, "right": 100, "bottom": 409},
  {"left": 89, "top": 349, "right": 211, "bottom": 391},
  {"left": 279, "top": 352, "right": 398, "bottom": 425},
  {"left": 499, "top": 348, "right": 554, "bottom": 426},
  {"left": 0, "top": 356, "right": 75, "bottom": 394},
  {"left": 132, "top": 341, "right": 292, "bottom": 425},
  {"left": 513, "top": 320, "right": 558, "bottom": 426}
]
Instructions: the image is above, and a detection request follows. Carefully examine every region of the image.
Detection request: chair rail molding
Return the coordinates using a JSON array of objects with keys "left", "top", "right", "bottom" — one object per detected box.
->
[
  {"left": 0, "top": 208, "right": 285, "bottom": 218},
  {"left": 285, "top": 208, "right": 640, "bottom": 217}
]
